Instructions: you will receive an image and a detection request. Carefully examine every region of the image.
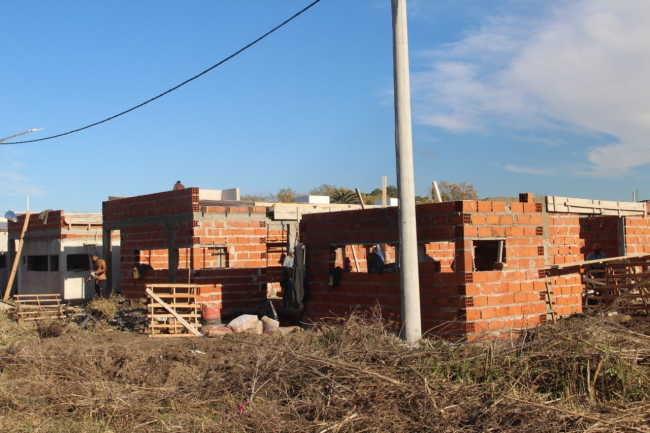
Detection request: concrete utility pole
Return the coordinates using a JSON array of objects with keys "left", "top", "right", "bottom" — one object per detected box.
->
[{"left": 392, "top": 0, "right": 421, "bottom": 343}]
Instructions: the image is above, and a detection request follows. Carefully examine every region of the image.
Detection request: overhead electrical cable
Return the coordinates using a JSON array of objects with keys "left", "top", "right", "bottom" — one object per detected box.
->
[{"left": 2, "top": 0, "right": 321, "bottom": 145}]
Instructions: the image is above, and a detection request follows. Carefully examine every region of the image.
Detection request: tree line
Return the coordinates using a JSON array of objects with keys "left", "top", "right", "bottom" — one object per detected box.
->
[{"left": 241, "top": 181, "right": 478, "bottom": 205}]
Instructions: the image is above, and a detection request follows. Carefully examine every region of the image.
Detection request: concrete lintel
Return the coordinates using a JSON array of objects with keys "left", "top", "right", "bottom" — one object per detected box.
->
[
  {"left": 198, "top": 211, "right": 266, "bottom": 223},
  {"left": 9, "top": 229, "right": 61, "bottom": 241},
  {"left": 102, "top": 213, "right": 194, "bottom": 231}
]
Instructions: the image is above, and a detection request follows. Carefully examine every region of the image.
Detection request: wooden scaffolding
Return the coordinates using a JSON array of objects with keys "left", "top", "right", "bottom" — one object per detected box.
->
[{"left": 584, "top": 257, "right": 650, "bottom": 319}]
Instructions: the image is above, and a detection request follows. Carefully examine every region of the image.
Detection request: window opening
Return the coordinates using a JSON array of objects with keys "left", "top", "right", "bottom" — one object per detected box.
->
[
  {"left": 473, "top": 240, "right": 506, "bottom": 271},
  {"left": 27, "top": 255, "right": 49, "bottom": 272},
  {"left": 67, "top": 254, "right": 91, "bottom": 271},
  {"left": 49, "top": 255, "right": 59, "bottom": 272}
]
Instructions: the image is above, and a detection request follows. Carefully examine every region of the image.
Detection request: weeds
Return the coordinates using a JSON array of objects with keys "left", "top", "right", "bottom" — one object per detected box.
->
[{"left": 0, "top": 308, "right": 648, "bottom": 431}]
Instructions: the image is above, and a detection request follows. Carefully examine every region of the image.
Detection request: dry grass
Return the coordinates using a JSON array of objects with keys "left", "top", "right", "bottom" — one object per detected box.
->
[
  {"left": 0, "top": 308, "right": 648, "bottom": 432},
  {"left": 86, "top": 294, "right": 124, "bottom": 319},
  {"left": 0, "top": 312, "right": 38, "bottom": 348}
]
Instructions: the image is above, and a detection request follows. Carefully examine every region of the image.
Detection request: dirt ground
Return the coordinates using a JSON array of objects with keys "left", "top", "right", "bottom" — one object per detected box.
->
[{"left": 1, "top": 310, "right": 649, "bottom": 432}]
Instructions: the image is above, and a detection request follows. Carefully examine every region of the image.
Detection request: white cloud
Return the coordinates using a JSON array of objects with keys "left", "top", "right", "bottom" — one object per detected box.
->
[
  {"left": 0, "top": 160, "right": 47, "bottom": 198},
  {"left": 504, "top": 164, "right": 555, "bottom": 176},
  {"left": 412, "top": 0, "right": 650, "bottom": 177}
]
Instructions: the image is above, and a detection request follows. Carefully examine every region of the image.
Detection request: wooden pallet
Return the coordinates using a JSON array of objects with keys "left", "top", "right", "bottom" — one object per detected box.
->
[
  {"left": 145, "top": 284, "right": 202, "bottom": 337},
  {"left": 584, "top": 257, "right": 650, "bottom": 319},
  {"left": 13, "top": 294, "right": 65, "bottom": 322}
]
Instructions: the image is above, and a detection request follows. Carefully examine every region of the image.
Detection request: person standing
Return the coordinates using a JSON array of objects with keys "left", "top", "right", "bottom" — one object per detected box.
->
[
  {"left": 586, "top": 243, "right": 606, "bottom": 269},
  {"left": 87, "top": 253, "right": 107, "bottom": 297},
  {"left": 173, "top": 181, "right": 185, "bottom": 190}
]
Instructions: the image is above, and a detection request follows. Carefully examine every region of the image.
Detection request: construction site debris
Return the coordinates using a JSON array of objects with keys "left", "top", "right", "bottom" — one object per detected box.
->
[
  {"left": 207, "top": 327, "right": 233, "bottom": 337},
  {"left": 227, "top": 314, "right": 260, "bottom": 333},
  {"left": 0, "top": 309, "right": 648, "bottom": 431}
]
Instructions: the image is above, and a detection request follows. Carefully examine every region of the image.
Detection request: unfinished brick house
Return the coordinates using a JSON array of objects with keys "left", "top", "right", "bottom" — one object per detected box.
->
[
  {"left": 300, "top": 194, "right": 649, "bottom": 340},
  {"left": 101, "top": 187, "right": 366, "bottom": 321},
  {"left": 6, "top": 211, "right": 121, "bottom": 300}
]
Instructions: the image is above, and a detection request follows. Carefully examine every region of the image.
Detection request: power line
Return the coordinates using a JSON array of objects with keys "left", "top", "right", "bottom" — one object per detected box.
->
[{"left": 2, "top": 0, "right": 321, "bottom": 145}]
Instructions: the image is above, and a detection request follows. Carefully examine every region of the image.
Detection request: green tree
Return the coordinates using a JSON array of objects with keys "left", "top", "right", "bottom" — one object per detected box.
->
[
  {"left": 369, "top": 185, "right": 398, "bottom": 198},
  {"left": 241, "top": 193, "right": 276, "bottom": 202},
  {"left": 309, "top": 184, "right": 340, "bottom": 197},
  {"left": 330, "top": 189, "right": 359, "bottom": 204},
  {"left": 434, "top": 181, "right": 479, "bottom": 202},
  {"left": 276, "top": 187, "right": 297, "bottom": 203}
]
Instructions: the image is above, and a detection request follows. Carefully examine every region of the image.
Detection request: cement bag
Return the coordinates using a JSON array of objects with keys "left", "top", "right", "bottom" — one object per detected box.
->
[
  {"left": 202, "top": 303, "right": 221, "bottom": 321},
  {"left": 261, "top": 316, "right": 279, "bottom": 331},
  {"left": 227, "top": 314, "right": 259, "bottom": 333},
  {"left": 242, "top": 320, "right": 263, "bottom": 335},
  {"left": 208, "top": 327, "right": 233, "bottom": 337}
]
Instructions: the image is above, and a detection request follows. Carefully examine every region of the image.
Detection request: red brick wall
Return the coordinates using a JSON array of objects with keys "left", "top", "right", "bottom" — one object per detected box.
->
[
  {"left": 105, "top": 191, "right": 280, "bottom": 318},
  {"left": 103, "top": 188, "right": 198, "bottom": 222},
  {"left": 8, "top": 211, "right": 65, "bottom": 241},
  {"left": 624, "top": 216, "right": 650, "bottom": 255},
  {"left": 579, "top": 215, "right": 620, "bottom": 257},
  {"left": 302, "top": 200, "right": 548, "bottom": 340}
]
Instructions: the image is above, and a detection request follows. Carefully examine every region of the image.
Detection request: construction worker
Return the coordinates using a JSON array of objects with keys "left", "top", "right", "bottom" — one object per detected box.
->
[
  {"left": 87, "top": 253, "right": 107, "bottom": 297},
  {"left": 587, "top": 243, "right": 606, "bottom": 270},
  {"left": 173, "top": 181, "right": 185, "bottom": 190}
]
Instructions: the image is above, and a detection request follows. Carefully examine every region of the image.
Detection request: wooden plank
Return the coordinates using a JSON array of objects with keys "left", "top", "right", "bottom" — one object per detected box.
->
[
  {"left": 599, "top": 272, "right": 650, "bottom": 279},
  {"left": 148, "top": 334, "right": 199, "bottom": 338},
  {"left": 545, "top": 279, "right": 556, "bottom": 323},
  {"left": 354, "top": 188, "right": 365, "bottom": 210},
  {"left": 146, "top": 284, "right": 198, "bottom": 289},
  {"left": 546, "top": 196, "right": 646, "bottom": 216},
  {"left": 605, "top": 275, "right": 650, "bottom": 312},
  {"left": 3, "top": 211, "right": 31, "bottom": 301},
  {"left": 351, "top": 248, "right": 360, "bottom": 272},
  {"left": 583, "top": 277, "right": 606, "bottom": 287},
  {"left": 589, "top": 282, "right": 650, "bottom": 290},
  {"left": 146, "top": 288, "right": 202, "bottom": 337},
  {"left": 546, "top": 253, "right": 650, "bottom": 269},
  {"left": 148, "top": 303, "right": 200, "bottom": 309},
  {"left": 590, "top": 295, "right": 650, "bottom": 300},
  {"left": 149, "top": 324, "right": 202, "bottom": 330},
  {"left": 147, "top": 313, "right": 201, "bottom": 319}
]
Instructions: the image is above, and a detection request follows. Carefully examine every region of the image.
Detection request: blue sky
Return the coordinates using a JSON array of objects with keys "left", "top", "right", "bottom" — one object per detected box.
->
[{"left": 2, "top": 0, "right": 649, "bottom": 213}]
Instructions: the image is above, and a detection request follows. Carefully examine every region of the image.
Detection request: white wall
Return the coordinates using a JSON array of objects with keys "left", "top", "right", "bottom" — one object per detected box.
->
[
  {"left": 18, "top": 237, "right": 121, "bottom": 300},
  {"left": 18, "top": 239, "right": 63, "bottom": 296}
]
